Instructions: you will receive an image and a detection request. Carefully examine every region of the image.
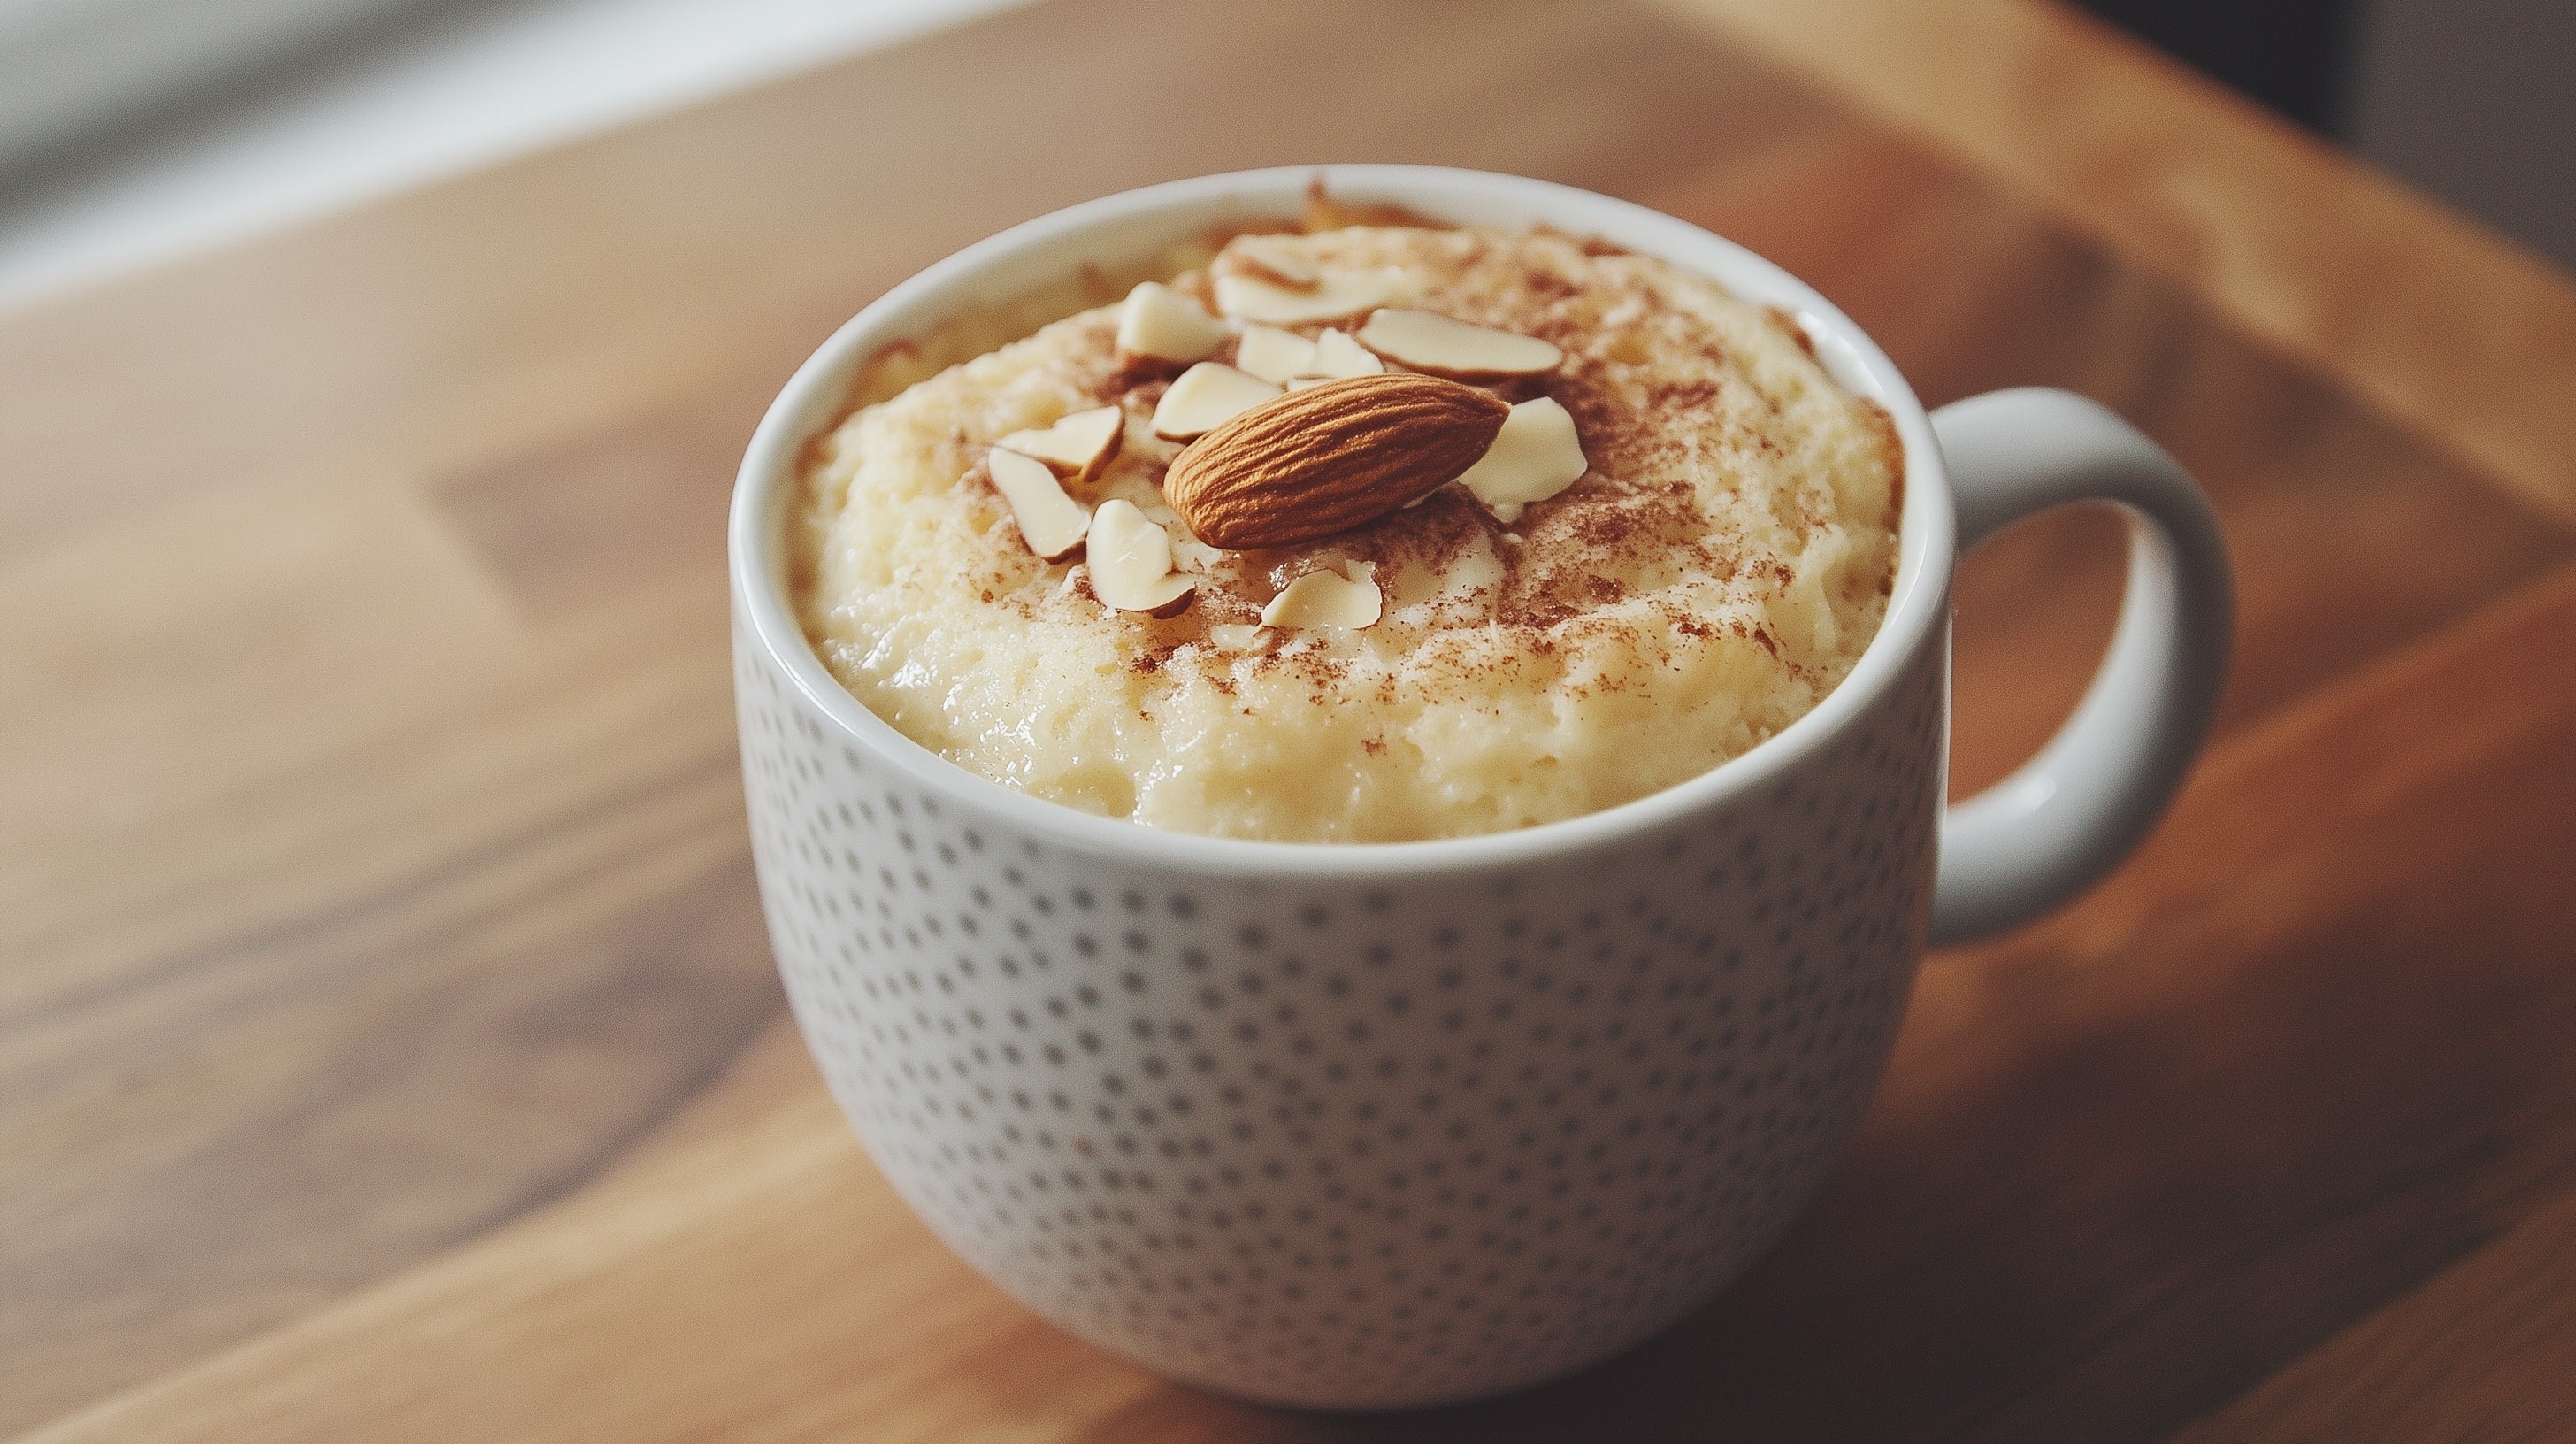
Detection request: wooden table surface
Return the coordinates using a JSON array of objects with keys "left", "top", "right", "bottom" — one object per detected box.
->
[{"left": 7, "top": 0, "right": 2575, "bottom": 1439}]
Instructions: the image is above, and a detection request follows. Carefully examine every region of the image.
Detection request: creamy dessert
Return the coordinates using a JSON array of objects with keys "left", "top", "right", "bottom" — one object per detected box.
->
[{"left": 793, "top": 221, "right": 1900, "bottom": 842}]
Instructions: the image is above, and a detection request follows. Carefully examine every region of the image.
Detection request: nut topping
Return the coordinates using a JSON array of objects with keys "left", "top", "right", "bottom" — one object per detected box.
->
[
  {"left": 1220, "top": 234, "right": 1321, "bottom": 291},
  {"left": 1355, "top": 307, "right": 1563, "bottom": 378},
  {"left": 1215, "top": 266, "right": 1404, "bottom": 326},
  {"left": 1150, "top": 363, "right": 1282, "bottom": 440},
  {"left": 1086, "top": 498, "right": 1196, "bottom": 616},
  {"left": 1303, "top": 327, "right": 1384, "bottom": 379},
  {"left": 1454, "top": 396, "right": 1589, "bottom": 513},
  {"left": 1162, "top": 373, "right": 1509, "bottom": 550},
  {"left": 1285, "top": 330, "right": 1381, "bottom": 388},
  {"left": 1234, "top": 324, "right": 1318, "bottom": 385},
  {"left": 1117, "top": 281, "right": 1230, "bottom": 363},
  {"left": 1261, "top": 561, "right": 1382, "bottom": 630},
  {"left": 985, "top": 447, "right": 1091, "bottom": 560},
  {"left": 995, "top": 405, "right": 1123, "bottom": 482}
]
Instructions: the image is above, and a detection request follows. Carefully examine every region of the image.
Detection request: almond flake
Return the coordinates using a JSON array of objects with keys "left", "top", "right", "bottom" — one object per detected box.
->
[
  {"left": 1455, "top": 396, "right": 1589, "bottom": 511},
  {"left": 1261, "top": 561, "right": 1382, "bottom": 630},
  {"left": 1223, "top": 233, "right": 1320, "bottom": 290},
  {"left": 987, "top": 447, "right": 1091, "bottom": 560},
  {"left": 1087, "top": 498, "right": 1195, "bottom": 616},
  {"left": 1214, "top": 266, "right": 1405, "bottom": 326},
  {"left": 1169, "top": 536, "right": 1226, "bottom": 572},
  {"left": 996, "top": 406, "right": 1123, "bottom": 482},
  {"left": 1303, "top": 327, "right": 1384, "bottom": 379},
  {"left": 1150, "top": 363, "right": 1281, "bottom": 440},
  {"left": 1234, "top": 324, "right": 1318, "bottom": 385},
  {"left": 1208, "top": 623, "right": 1264, "bottom": 651},
  {"left": 1117, "top": 281, "right": 1231, "bottom": 363},
  {"left": 1357, "top": 308, "right": 1562, "bottom": 378}
]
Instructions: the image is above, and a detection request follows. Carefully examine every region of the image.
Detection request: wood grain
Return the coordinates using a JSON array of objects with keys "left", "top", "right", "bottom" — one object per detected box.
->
[
  {"left": 4, "top": 0, "right": 2574, "bottom": 1438},
  {"left": 1635, "top": 125, "right": 2574, "bottom": 793},
  {"left": 28, "top": 564, "right": 2576, "bottom": 1444},
  {"left": 2170, "top": 1182, "right": 2576, "bottom": 1443},
  {"left": 1658, "top": 0, "right": 2576, "bottom": 526}
]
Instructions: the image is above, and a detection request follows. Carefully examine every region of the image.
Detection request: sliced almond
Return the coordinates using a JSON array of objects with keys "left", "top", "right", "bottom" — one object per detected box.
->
[
  {"left": 1116, "top": 281, "right": 1231, "bottom": 364},
  {"left": 1356, "top": 308, "right": 1563, "bottom": 379},
  {"left": 1162, "top": 373, "right": 1509, "bottom": 549},
  {"left": 986, "top": 447, "right": 1091, "bottom": 561},
  {"left": 1169, "top": 535, "right": 1226, "bottom": 572},
  {"left": 1261, "top": 561, "right": 1382, "bottom": 630},
  {"left": 1150, "top": 362, "right": 1282, "bottom": 440},
  {"left": 996, "top": 405, "right": 1123, "bottom": 482},
  {"left": 1087, "top": 498, "right": 1195, "bottom": 616},
  {"left": 1455, "top": 396, "right": 1589, "bottom": 511},
  {"left": 1233, "top": 324, "right": 1318, "bottom": 385},
  {"left": 1221, "top": 233, "right": 1320, "bottom": 290},
  {"left": 1207, "top": 623, "right": 1264, "bottom": 651},
  {"left": 1214, "top": 266, "right": 1405, "bottom": 326},
  {"left": 1302, "top": 326, "right": 1384, "bottom": 379}
]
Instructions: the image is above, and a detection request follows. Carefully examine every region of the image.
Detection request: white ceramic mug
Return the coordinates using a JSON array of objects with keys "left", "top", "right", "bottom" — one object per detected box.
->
[{"left": 730, "top": 165, "right": 2232, "bottom": 1409}]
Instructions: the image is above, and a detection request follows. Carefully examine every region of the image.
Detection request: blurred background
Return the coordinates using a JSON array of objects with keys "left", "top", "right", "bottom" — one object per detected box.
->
[{"left": 0, "top": 0, "right": 2569, "bottom": 315}]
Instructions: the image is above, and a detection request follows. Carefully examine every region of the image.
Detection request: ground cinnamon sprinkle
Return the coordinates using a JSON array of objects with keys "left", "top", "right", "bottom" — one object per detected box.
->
[
  {"left": 1049, "top": 236, "right": 1872, "bottom": 672},
  {"left": 796, "top": 220, "right": 1901, "bottom": 841}
]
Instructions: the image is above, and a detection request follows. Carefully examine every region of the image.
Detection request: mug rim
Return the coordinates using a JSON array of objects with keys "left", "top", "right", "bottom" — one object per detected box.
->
[{"left": 730, "top": 164, "right": 1955, "bottom": 879}]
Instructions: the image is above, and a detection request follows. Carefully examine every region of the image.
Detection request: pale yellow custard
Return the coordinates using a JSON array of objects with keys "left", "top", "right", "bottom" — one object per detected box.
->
[{"left": 794, "top": 226, "right": 1900, "bottom": 842}]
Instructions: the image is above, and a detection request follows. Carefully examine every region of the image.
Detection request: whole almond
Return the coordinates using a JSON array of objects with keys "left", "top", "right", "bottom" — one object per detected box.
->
[{"left": 1162, "top": 373, "right": 1510, "bottom": 549}]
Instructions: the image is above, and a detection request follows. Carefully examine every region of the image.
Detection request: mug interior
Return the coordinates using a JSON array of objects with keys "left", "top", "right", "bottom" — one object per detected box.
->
[{"left": 731, "top": 165, "right": 1955, "bottom": 878}]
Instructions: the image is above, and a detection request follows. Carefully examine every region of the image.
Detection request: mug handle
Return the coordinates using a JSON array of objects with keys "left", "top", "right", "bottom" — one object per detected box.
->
[{"left": 1928, "top": 388, "right": 2235, "bottom": 946}]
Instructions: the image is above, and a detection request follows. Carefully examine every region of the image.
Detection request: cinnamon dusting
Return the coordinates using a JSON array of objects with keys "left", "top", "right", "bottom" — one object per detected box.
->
[{"left": 794, "top": 216, "right": 1903, "bottom": 841}]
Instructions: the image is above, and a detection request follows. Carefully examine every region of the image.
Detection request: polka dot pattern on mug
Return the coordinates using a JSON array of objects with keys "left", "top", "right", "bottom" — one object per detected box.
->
[{"left": 735, "top": 618, "right": 1944, "bottom": 1409}]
